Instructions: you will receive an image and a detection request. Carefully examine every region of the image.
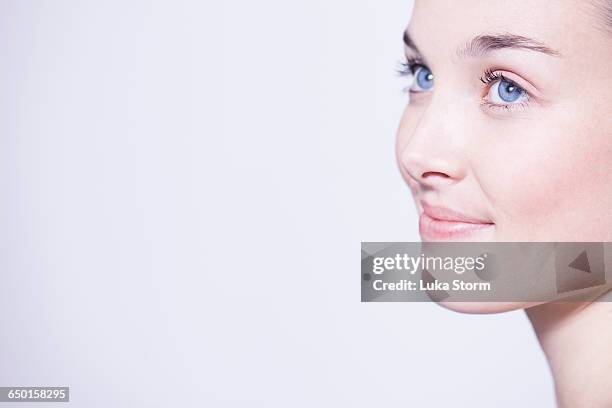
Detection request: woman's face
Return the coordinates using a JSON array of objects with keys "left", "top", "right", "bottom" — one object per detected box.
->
[{"left": 396, "top": 0, "right": 612, "bottom": 242}]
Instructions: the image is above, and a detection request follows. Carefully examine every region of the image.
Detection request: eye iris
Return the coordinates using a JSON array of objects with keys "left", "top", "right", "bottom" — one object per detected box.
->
[
  {"left": 416, "top": 67, "right": 434, "bottom": 90},
  {"left": 498, "top": 79, "right": 523, "bottom": 102}
]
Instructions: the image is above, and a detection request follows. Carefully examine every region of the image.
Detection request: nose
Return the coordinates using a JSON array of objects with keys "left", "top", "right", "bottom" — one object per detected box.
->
[{"left": 397, "top": 101, "right": 469, "bottom": 190}]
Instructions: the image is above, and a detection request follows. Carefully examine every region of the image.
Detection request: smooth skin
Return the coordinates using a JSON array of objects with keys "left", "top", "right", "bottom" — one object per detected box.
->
[{"left": 396, "top": 1, "right": 612, "bottom": 406}]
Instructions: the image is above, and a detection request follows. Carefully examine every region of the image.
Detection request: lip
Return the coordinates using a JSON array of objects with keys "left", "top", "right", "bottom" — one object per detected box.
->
[{"left": 419, "top": 201, "right": 494, "bottom": 241}]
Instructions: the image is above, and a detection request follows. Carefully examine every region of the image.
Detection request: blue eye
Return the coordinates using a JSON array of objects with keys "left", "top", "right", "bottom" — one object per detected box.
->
[
  {"left": 486, "top": 77, "right": 528, "bottom": 105},
  {"left": 497, "top": 79, "right": 524, "bottom": 102},
  {"left": 480, "top": 69, "right": 531, "bottom": 110},
  {"left": 411, "top": 66, "right": 434, "bottom": 92}
]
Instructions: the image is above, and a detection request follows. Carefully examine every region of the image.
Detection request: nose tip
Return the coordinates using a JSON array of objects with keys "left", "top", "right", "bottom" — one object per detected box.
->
[{"left": 399, "top": 148, "right": 464, "bottom": 188}]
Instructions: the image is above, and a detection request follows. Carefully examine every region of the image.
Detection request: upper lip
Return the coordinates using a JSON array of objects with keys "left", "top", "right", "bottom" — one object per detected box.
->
[{"left": 420, "top": 201, "right": 494, "bottom": 224}]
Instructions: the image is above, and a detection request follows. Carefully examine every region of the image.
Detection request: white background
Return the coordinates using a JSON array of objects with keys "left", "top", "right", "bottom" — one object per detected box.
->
[{"left": 1, "top": 0, "right": 554, "bottom": 406}]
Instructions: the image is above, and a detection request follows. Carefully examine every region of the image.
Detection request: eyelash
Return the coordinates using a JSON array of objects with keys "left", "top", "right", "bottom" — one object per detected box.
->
[
  {"left": 397, "top": 61, "right": 532, "bottom": 112},
  {"left": 396, "top": 58, "right": 422, "bottom": 76},
  {"left": 479, "top": 68, "right": 503, "bottom": 84}
]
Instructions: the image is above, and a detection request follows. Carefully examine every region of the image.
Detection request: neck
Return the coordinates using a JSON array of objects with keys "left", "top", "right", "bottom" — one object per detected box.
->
[{"left": 525, "top": 289, "right": 612, "bottom": 408}]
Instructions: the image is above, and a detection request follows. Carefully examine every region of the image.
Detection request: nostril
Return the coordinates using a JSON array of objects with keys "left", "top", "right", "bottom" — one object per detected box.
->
[{"left": 422, "top": 171, "right": 450, "bottom": 179}]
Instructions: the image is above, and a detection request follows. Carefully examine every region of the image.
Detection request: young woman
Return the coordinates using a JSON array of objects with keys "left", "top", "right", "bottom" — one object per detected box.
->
[{"left": 396, "top": 0, "right": 612, "bottom": 406}]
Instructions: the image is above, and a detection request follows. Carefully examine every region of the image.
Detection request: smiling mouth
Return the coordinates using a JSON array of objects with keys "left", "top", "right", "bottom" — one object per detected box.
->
[{"left": 418, "top": 201, "right": 495, "bottom": 241}]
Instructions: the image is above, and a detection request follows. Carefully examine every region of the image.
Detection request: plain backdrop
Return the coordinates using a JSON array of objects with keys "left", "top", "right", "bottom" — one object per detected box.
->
[{"left": 1, "top": 0, "right": 555, "bottom": 406}]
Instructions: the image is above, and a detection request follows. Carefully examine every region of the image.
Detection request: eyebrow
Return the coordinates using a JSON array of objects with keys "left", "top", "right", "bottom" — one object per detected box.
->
[
  {"left": 403, "top": 31, "right": 561, "bottom": 58},
  {"left": 402, "top": 31, "right": 422, "bottom": 54}
]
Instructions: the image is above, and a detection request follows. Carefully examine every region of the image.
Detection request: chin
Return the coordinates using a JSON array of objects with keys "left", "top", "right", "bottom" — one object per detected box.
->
[{"left": 436, "top": 301, "right": 544, "bottom": 314}]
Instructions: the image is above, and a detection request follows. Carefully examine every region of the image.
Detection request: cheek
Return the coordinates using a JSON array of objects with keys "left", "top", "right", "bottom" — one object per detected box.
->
[
  {"left": 474, "top": 118, "right": 612, "bottom": 240},
  {"left": 395, "top": 105, "right": 420, "bottom": 188},
  {"left": 395, "top": 104, "right": 416, "bottom": 155}
]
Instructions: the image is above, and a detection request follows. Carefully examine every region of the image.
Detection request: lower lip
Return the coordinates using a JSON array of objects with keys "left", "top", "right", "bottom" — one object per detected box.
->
[{"left": 419, "top": 212, "right": 494, "bottom": 241}]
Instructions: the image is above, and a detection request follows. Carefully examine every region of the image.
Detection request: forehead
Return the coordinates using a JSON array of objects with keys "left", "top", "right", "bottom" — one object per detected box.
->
[{"left": 408, "top": 0, "right": 597, "bottom": 61}]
